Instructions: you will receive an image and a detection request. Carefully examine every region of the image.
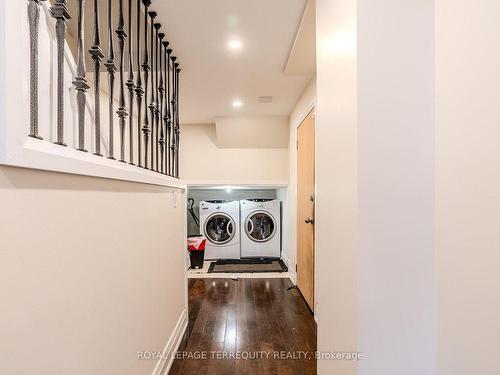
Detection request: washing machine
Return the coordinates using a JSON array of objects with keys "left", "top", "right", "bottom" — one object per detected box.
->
[
  {"left": 240, "top": 199, "right": 281, "bottom": 258},
  {"left": 199, "top": 200, "right": 240, "bottom": 260}
]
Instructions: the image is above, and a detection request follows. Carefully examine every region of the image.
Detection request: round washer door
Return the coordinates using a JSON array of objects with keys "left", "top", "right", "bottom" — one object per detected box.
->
[
  {"left": 204, "top": 213, "right": 236, "bottom": 245},
  {"left": 244, "top": 211, "right": 277, "bottom": 243}
]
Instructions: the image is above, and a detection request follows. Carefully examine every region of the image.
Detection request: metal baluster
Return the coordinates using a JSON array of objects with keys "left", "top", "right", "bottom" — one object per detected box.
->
[
  {"left": 148, "top": 12, "right": 157, "bottom": 171},
  {"left": 170, "top": 55, "right": 177, "bottom": 175},
  {"left": 153, "top": 22, "right": 161, "bottom": 172},
  {"left": 104, "top": 0, "right": 116, "bottom": 159},
  {"left": 162, "top": 41, "right": 170, "bottom": 175},
  {"left": 89, "top": 0, "right": 104, "bottom": 155},
  {"left": 116, "top": 0, "right": 128, "bottom": 162},
  {"left": 73, "top": 0, "right": 90, "bottom": 152},
  {"left": 158, "top": 32, "right": 165, "bottom": 174},
  {"left": 134, "top": 0, "right": 143, "bottom": 167},
  {"left": 174, "top": 63, "right": 181, "bottom": 178},
  {"left": 141, "top": 1, "right": 151, "bottom": 169},
  {"left": 28, "top": 0, "right": 46, "bottom": 139},
  {"left": 174, "top": 65, "right": 181, "bottom": 178},
  {"left": 165, "top": 47, "right": 172, "bottom": 176},
  {"left": 50, "top": 0, "right": 70, "bottom": 146},
  {"left": 125, "top": 0, "right": 135, "bottom": 164}
]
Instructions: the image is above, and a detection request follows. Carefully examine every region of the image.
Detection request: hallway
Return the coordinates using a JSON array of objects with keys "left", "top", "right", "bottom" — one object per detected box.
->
[
  {"left": 169, "top": 278, "right": 317, "bottom": 375},
  {"left": 3, "top": 0, "right": 500, "bottom": 374}
]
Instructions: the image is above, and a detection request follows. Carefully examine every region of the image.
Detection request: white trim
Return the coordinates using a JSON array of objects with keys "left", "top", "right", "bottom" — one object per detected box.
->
[
  {"left": 294, "top": 99, "right": 316, "bottom": 130},
  {"left": 0, "top": 0, "right": 7, "bottom": 160},
  {"left": 152, "top": 309, "right": 188, "bottom": 375},
  {"left": 289, "top": 95, "right": 316, "bottom": 297},
  {"left": 284, "top": 0, "right": 315, "bottom": 74},
  {"left": 4, "top": 138, "right": 187, "bottom": 188},
  {"left": 188, "top": 271, "right": 291, "bottom": 279},
  {"left": 294, "top": 103, "right": 317, "bottom": 313},
  {"left": 282, "top": 254, "right": 297, "bottom": 285},
  {"left": 312, "top": 109, "right": 318, "bottom": 319},
  {"left": 185, "top": 180, "right": 289, "bottom": 189},
  {"left": 183, "top": 194, "right": 190, "bottom": 314}
]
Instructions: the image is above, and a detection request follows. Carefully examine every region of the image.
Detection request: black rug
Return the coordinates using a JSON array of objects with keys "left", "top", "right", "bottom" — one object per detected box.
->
[{"left": 208, "top": 258, "right": 288, "bottom": 273}]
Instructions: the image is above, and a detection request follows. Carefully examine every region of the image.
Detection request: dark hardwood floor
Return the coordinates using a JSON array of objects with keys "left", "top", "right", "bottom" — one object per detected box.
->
[{"left": 169, "top": 278, "right": 317, "bottom": 375}]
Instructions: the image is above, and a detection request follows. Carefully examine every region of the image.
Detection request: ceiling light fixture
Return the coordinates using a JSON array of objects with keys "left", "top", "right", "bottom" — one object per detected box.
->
[
  {"left": 232, "top": 99, "right": 243, "bottom": 108},
  {"left": 228, "top": 40, "right": 242, "bottom": 49}
]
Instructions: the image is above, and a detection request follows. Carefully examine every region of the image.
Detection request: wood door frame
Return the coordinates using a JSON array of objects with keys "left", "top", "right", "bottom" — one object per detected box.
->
[{"left": 294, "top": 102, "right": 317, "bottom": 316}]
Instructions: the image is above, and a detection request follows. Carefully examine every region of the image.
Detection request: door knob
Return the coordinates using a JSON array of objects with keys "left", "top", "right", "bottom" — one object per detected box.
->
[{"left": 305, "top": 218, "right": 314, "bottom": 224}]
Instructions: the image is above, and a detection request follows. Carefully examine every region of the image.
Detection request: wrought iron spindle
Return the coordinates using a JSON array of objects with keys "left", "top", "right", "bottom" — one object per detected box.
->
[
  {"left": 165, "top": 47, "right": 172, "bottom": 176},
  {"left": 28, "top": 0, "right": 46, "bottom": 139},
  {"left": 43, "top": 0, "right": 181, "bottom": 174},
  {"left": 174, "top": 65, "right": 181, "bottom": 178},
  {"left": 148, "top": 12, "right": 157, "bottom": 171},
  {"left": 170, "top": 55, "right": 177, "bottom": 175},
  {"left": 73, "top": 0, "right": 90, "bottom": 152},
  {"left": 141, "top": 1, "right": 151, "bottom": 169},
  {"left": 125, "top": 0, "right": 135, "bottom": 164},
  {"left": 89, "top": 0, "right": 104, "bottom": 156},
  {"left": 104, "top": 0, "right": 116, "bottom": 159},
  {"left": 175, "top": 68, "right": 181, "bottom": 178},
  {"left": 116, "top": 0, "right": 128, "bottom": 162},
  {"left": 162, "top": 41, "right": 170, "bottom": 175},
  {"left": 134, "top": 0, "right": 143, "bottom": 167},
  {"left": 50, "top": 0, "right": 70, "bottom": 146},
  {"left": 158, "top": 32, "right": 165, "bottom": 174},
  {"left": 153, "top": 22, "right": 161, "bottom": 172}
]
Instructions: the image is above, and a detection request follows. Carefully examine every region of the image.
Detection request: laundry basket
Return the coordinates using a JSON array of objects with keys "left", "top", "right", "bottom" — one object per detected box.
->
[{"left": 187, "top": 236, "right": 206, "bottom": 269}]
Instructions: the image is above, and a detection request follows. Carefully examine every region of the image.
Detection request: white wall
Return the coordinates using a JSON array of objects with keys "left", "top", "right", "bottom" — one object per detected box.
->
[
  {"left": 315, "top": 0, "right": 436, "bottom": 374},
  {"left": 286, "top": 78, "right": 316, "bottom": 281},
  {"left": 215, "top": 116, "right": 290, "bottom": 149},
  {"left": 357, "top": 1, "right": 436, "bottom": 374},
  {"left": 436, "top": 1, "right": 500, "bottom": 374},
  {"left": 0, "top": 166, "right": 187, "bottom": 375},
  {"left": 180, "top": 124, "right": 289, "bottom": 185},
  {"left": 315, "top": 1, "right": 358, "bottom": 374}
]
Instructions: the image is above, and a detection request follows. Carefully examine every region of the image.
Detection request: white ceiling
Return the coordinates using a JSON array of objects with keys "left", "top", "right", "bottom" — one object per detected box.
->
[
  {"left": 153, "top": 0, "right": 312, "bottom": 124},
  {"left": 285, "top": 0, "right": 317, "bottom": 75}
]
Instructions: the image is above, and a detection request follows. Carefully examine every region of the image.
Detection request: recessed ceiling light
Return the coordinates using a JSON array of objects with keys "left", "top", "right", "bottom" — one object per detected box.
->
[
  {"left": 232, "top": 100, "right": 242, "bottom": 108},
  {"left": 228, "top": 40, "right": 242, "bottom": 49}
]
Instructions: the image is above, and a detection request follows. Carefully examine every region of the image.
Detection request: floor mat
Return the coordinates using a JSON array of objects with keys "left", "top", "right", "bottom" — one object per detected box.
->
[{"left": 208, "top": 258, "right": 288, "bottom": 273}]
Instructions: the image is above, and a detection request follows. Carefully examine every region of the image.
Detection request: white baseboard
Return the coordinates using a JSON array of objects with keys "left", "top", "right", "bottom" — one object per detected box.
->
[
  {"left": 152, "top": 309, "right": 188, "bottom": 375},
  {"left": 282, "top": 254, "right": 297, "bottom": 285}
]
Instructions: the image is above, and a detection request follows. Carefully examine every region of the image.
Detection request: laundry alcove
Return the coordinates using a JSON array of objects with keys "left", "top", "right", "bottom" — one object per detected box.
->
[{"left": 186, "top": 185, "right": 290, "bottom": 269}]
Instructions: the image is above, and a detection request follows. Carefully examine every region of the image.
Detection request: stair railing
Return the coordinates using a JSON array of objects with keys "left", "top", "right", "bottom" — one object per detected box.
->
[{"left": 26, "top": 0, "right": 182, "bottom": 178}]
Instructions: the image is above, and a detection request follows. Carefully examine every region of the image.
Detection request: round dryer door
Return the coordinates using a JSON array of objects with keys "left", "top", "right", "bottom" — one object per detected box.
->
[
  {"left": 245, "top": 211, "right": 277, "bottom": 243},
  {"left": 204, "top": 213, "right": 236, "bottom": 245}
]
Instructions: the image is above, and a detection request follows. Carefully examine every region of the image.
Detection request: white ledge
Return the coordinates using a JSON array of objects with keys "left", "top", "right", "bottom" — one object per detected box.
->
[
  {"left": 1, "top": 138, "right": 186, "bottom": 189},
  {"left": 184, "top": 180, "right": 288, "bottom": 189}
]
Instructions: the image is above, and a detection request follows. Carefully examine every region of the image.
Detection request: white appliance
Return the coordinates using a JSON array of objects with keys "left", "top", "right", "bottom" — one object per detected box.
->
[
  {"left": 199, "top": 200, "right": 240, "bottom": 260},
  {"left": 240, "top": 199, "right": 281, "bottom": 258}
]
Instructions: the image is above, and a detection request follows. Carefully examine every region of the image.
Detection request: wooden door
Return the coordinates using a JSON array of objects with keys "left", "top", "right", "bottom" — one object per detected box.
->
[{"left": 297, "top": 109, "right": 315, "bottom": 311}]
